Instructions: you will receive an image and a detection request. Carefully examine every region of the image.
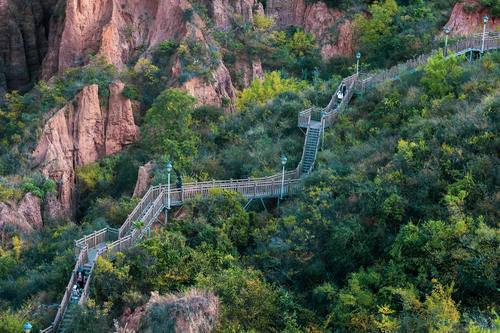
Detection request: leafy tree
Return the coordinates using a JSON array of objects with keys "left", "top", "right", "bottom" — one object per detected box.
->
[
  {"left": 421, "top": 52, "right": 465, "bottom": 98},
  {"left": 354, "top": 0, "right": 399, "bottom": 45},
  {"left": 236, "top": 71, "right": 308, "bottom": 110},
  {"left": 196, "top": 266, "right": 281, "bottom": 332},
  {"left": 140, "top": 88, "right": 198, "bottom": 169}
]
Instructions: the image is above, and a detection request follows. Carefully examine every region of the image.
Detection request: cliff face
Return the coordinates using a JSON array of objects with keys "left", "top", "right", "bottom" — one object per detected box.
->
[
  {"left": 32, "top": 82, "right": 139, "bottom": 216},
  {"left": 443, "top": 1, "right": 499, "bottom": 37},
  {"left": 266, "top": 0, "right": 355, "bottom": 58},
  {"left": 0, "top": 192, "right": 43, "bottom": 233},
  {"left": 0, "top": 0, "right": 64, "bottom": 95}
]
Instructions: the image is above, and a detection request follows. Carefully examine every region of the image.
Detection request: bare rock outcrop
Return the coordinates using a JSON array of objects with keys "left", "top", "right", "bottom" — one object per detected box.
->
[
  {"left": 132, "top": 162, "right": 154, "bottom": 198},
  {"left": 0, "top": 201, "right": 32, "bottom": 233},
  {"left": 266, "top": 0, "right": 355, "bottom": 58},
  {"left": 33, "top": 83, "right": 138, "bottom": 216},
  {"left": 202, "top": 0, "right": 264, "bottom": 31},
  {"left": 140, "top": 289, "right": 219, "bottom": 333},
  {"left": 0, "top": 192, "right": 43, "bottom": 233},
  {"left": 182, "top": 63, "right": 237, "bottom": 107},
  {"left": 106, "top": 81, "right": 140, "bottom": 155},
  {"left": 443, "top": 0, "right": 499, "bottom": 37},
  {"left": 234, "top": 56, "right": 263, "bottom": 88},
  {"left": 0, "top": 0, "right": 64, "bottom": 95},
  {"left": 17, "top": 192, "right": 43, "bottom": 229}
]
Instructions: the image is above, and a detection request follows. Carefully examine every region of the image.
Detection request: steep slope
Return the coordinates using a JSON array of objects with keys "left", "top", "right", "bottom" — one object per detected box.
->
[
  {"left": 266, "top": 0, "right": 355, "bottom": 58},
  {"left": 32, "top": 82, "right": 139, "bottom": 217}
]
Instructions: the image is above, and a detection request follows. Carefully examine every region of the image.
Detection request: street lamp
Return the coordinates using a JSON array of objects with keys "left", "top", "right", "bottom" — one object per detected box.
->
[
  {"left": 356, "top": 52, "right": 361, "bottom": 76},
  {"left": 277, "top": 156, "right": 287, "bottom": 218},
  {"left": 280, "top": 156, "right": 287, "bottom": 200},
  {"left": 481, "top": 15, "right": 488, "bottom": 55},
  {"left": 166, "top": 162, "right": 172, "bottom": 209},
  {"left": 23, "top": 322, "right": 32, "bottom": 333},
  {"left": 444, "top": 27, "right": 450, "bottom": 57},
  {"left": 321, "top": 111, "right": 327, "bottom": 150}
]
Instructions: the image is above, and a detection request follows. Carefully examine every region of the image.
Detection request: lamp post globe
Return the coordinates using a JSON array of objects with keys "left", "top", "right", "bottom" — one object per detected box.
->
[
  {"left": 321, "top": 111, "right": 327, "bottom": 150},
  {"left": 166, "top": 162, "right": 172, "bottom": 209},
  {"left": 356, "top": 52, "right": 361, "bottom": 75},
  {"left": 481, "top": 15, "right": 488, "bottom": 54},
  {"left": 23, "top": 322, "right": 32, "bottom": 333},
  {"left": 444, "top": 27, "right": 450, "bottom": 56},
  {"left": 280, "top": 156, "right": 287, "bottom": 199}
]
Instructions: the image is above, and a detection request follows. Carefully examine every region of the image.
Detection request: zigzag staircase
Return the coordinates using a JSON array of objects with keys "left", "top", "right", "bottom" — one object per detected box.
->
[{"left": 41, "top": 32, "right": 500, "bottom": 333}]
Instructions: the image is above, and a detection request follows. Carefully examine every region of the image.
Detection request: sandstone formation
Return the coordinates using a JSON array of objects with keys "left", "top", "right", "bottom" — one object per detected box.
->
[
  {"left": 202, "top": 0, "right": 264, "bottom": 31},
  {"left": 234, "top": 56, "right": 264, "bottom": 88},
  {"left": 17, "top": 192, "right": 43, "bottom": 229},
  {"left": 32, "top": 83, "right": 138, "bottom": 216},
  {"left": 0, "top": 0, "right": 64, "bottom": 94},
  {"left": 133, "top": 162, "right": 154, "bottom": 198},
  {"left": 182, "top": 63, "right": 237, "bottom": 107},
  {"left": 443, "top": 1, "right": 499, "bottom": 37},
  {"left": 0, "top": 192, "right": 44, "bottom": 233},
  {"left": 106, "top": 82, "right": 140, "bottom": 155},
  {"left": 266, "top": 0, "right": 355, "bottom": 58},
  {"left": 0, "top": 201, "right": 33, "bottom": 233}
]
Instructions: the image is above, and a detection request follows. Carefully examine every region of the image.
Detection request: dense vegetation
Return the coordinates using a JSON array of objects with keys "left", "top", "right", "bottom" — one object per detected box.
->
[{"left": 0, "top": 1, "right": 498, "bottom": 332}]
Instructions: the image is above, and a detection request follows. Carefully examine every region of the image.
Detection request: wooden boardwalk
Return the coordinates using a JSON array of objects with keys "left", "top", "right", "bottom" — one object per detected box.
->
[{"left": 41, "top": 32, "right": 500, "bottom": 333}]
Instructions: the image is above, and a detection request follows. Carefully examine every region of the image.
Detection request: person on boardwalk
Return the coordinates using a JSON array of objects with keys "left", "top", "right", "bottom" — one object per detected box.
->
[
  {"left": 77, "top": 272, "right": 84, "bottom": 290},
  {"left": 176, "top": 176, "right": 183, "bottom": 189},
  {"left": 71, "top": 285, "right": 80, "bottom": 302},
  {"left": 337, "top": 89, "right": 344, "bottom": 105}
]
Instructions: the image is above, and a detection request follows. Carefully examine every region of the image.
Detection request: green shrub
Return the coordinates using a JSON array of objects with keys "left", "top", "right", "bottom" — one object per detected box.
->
[{"left": 121, "top": 85, "right": 139, "bottom": 100}]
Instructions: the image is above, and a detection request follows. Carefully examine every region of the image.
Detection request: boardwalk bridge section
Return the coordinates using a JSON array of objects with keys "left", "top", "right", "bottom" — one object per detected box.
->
[{"left": 42, "top": 32, "right": 499, "bottom": 333}]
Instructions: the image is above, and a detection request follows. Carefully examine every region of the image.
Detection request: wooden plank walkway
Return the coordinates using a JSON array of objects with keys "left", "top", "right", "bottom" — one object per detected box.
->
[{"left": 41, "top": 31, "right": 500, "bottom": 333}]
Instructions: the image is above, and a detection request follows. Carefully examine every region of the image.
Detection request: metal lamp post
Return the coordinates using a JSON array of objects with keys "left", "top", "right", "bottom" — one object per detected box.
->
[
  {"left": 321, "top": 111, "right": 327, "bottom": 150},
  {"left": 277, "top": 156, "right": 287, "bottom": 218},
  {"left": 166, "top": 162, "right": 172, "bottom": 209},
  {"left": 444, "top": 27, "right": 450, "bottom": 57},
  {"left": 481, "top": 15, "right": 488, "bottom": 56},
  {"left": 356, "top": 52, "right": 361, "bottom": 76},
  {"left": 23, "top": 322, "right": 32, "bottom": 333}
]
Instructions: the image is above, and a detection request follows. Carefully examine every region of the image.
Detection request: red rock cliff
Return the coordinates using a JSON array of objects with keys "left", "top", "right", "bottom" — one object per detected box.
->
[
  {"left": 32, "top": 82, "right": 139, "bottom": 217},
  {"left": 266, "top": 0, "right": 355, "bottom": 58},
  {"left": 443, "top": 1, "right": 499, "bottom": 37}
]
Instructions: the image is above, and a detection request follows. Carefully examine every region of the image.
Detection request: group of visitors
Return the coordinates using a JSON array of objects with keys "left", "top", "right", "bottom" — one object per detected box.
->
[{"left": 71, "top": 267, "right": 86, "bottom": 302}]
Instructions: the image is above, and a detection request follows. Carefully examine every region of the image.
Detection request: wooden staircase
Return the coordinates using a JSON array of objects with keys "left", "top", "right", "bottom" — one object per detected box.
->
[
  {"left": 41, "top": 31, "right": 500, "bottom": 333},
  {"left": 301, "top": 124, "right": 321, "bottom": 175}
]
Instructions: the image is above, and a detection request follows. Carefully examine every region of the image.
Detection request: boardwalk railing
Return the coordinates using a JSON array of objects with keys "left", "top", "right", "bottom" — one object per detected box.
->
[
  {"left": 43, "top": 31, "right": 500, "bottom": 333},
  {"left": 356, "top": 33, "right": 500, "bottom": 92}
]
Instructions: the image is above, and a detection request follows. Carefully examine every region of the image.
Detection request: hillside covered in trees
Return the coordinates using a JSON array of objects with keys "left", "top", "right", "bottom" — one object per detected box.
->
[{"left": 0, "top": 0, "right": 499, "bottom": 332}]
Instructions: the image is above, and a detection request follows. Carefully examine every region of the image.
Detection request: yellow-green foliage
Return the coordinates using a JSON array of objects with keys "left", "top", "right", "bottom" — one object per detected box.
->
[
  {"left": 0, "top": 176, "right": 23, "bottom": 202},
  {"left": 271, "top": 29, "right": 317, "bottom": 57},
  {"left": 354, "top": 0, "right": 399, "bottom": 44},
  {"left": 236, "top": 71, "right": 308, "bottom": 110},
  {"left": 76, "top": 162, "right": 114, "bottom": 192},
  {"left": 252, "top": 13, "right": 275, "bottom": 32}
]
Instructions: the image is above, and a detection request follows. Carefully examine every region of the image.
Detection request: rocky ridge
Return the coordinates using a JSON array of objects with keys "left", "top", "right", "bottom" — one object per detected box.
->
[{"left": 32, "top": 82, "right": 139, "bottom": 216}]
